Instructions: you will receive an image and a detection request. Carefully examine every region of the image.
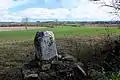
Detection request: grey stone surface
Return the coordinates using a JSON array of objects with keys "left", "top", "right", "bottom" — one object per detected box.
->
[
  {"left": 22, "top": 67, "right": 39, "bottom": 79},
  {"left": 42, "top": 64, "right": 51, "bottom": 71},
  {"left": 21, "top": 31, "right": 87, "bottom": 80},
  {"left": 34, "top": 31, "right": 58, "bottom": 61}
]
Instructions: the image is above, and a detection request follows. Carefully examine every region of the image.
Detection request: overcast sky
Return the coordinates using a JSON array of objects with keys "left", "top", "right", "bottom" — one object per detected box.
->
[{"left": 0, "top": 0, "right": 116, "bottom": 22}]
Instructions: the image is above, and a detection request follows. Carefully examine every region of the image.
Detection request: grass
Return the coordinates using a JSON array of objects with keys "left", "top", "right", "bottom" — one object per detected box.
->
[
  {"left": 0, "top": 26, "right": 120, "bottom": 80},
  {"left": 0, "top": 26, "right": 120, "bottom": 41}
]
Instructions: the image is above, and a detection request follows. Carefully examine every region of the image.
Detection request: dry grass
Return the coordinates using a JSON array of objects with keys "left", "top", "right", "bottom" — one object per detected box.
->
[
  {"left": 0, "top": 36, "right": 104, "bottom": 71},
  {"left": 0, "top": 35, "right": 120, "bottom": 80},
  {"left": 0, "top": 27, "right": 46, "bottom": 31}
]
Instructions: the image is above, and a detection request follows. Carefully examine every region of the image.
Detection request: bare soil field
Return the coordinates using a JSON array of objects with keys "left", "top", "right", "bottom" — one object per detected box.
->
[{"left": 0, "top": 26, "right": 46, "bottom": 31}]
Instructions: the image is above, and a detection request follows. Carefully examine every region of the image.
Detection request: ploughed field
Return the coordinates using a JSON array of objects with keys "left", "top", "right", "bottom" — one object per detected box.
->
[{"left": 0, "top": 26, "right": 47, "bottom": 31}]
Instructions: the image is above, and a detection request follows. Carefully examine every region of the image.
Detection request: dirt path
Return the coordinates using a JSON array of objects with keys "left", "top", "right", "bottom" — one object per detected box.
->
[{"left": 0, "top": 27, "right": 47, "bottom": 31}]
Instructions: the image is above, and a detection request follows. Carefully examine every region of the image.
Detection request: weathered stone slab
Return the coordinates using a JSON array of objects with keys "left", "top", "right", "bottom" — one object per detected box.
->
[
  {"left": 22, "top": 31, "right": 87, "bottom": 80},
  {"left": 34, "top": 31, "right": 58, "bottom": 61}
]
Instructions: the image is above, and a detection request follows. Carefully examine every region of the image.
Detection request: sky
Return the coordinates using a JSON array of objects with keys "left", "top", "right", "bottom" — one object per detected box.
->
[{"left": 0, "top": 0, "right": 116, "bottom": 22}]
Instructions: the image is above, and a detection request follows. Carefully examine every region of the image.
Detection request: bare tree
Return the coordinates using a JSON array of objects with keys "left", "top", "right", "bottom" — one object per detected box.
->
[
  {"left": 55, "top": 19, "right": 58, "bottom": 27},
  {"left": 90, "top": 0, "right": 120, "bottom": 28},
  {"left": 22, "top": 17, "right": 29, "bottom": 30},
  {"left": 90, "top": 0, "right": 120, "bottom": 16}
]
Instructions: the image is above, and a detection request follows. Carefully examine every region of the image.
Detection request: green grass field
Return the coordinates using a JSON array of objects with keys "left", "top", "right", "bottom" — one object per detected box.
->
[{"left": 0, "top": 26, "right": 120, "bottom": 41}]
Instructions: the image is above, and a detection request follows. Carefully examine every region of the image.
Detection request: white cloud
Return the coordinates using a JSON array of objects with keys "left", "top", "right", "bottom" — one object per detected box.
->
[
  {"left": 0, "top": 0, "right": 13, "bottom": 9},
  {"left": 69, "top": 0, "right": 113, "bottom": 19},
  {"left": 20, "top": 8, "right": 70, "bottom": 19},
  {"left": 0, "top": 12, "right": 22, "bottom": 22},
  {"left": 19, "top": 0, "right": 114, "bottom": 21},
  {"left": 0, "top": 0, "right": 28, "bottom": 9},
  {"left": 0, "top": 0, "right": 117, "bottom": 21},
  {"left": 0, "top": 0, "right": 28, "bottom": 21}
]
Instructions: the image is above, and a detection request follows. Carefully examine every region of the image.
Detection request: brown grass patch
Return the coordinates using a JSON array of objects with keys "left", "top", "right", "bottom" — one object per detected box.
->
[{"left": 0, "top": 26, "right": 46, "bottom": 31}]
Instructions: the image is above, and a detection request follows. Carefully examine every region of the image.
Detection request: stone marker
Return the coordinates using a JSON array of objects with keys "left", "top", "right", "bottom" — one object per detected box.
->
[
  {"left": 22, "top": 31, "right": 87, "bottom": 80},
  {"left": 34, "top": 31, "right": 58, "bottom": 61}
]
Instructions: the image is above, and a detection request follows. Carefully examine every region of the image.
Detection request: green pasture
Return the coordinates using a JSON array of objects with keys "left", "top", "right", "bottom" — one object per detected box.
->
[{"left": 0, "top": 26, "right": 120, "bottom": 41}]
